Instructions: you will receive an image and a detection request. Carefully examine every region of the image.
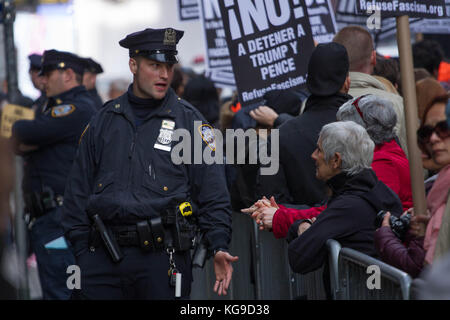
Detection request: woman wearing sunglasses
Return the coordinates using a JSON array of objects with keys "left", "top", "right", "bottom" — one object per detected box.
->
[
  {"left": 373, "top": 95, "right": 450, "bottom": 278},
  {"left": 417, "top": 95, "right": 450, "bottom": 266}
]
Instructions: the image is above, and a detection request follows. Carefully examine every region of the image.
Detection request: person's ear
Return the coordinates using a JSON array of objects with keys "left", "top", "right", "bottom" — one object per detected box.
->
[
  {"left": 344, "top": 75, "right": 351, "bottom": 92},
  {"left": 62, "top": 69, "right": 74, "bottom": 83},
  {"left": 371, "top": 50, "right": 377, "bottom": 67},
  {"left": 333, "top": 152, "right": 342, "bottom": 169},
  {"left": 129, "top": 58, "right": 138, "bottom": 75}
]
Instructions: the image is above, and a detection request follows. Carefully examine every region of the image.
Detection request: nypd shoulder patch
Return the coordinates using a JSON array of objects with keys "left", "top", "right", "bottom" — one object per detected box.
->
[
  {"left": 198, "top": 124, "right": 216, "bottom": 151},
  {"left": 51, "top": 104, "right": 76, "bottom": 118}
]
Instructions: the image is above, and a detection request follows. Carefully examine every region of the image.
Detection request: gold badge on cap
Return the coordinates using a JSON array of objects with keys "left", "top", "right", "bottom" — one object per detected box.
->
[
  {"left": 58, "top": 62, "right": 65, "bottom": 68},
  {"left": 164, "top": 28, "right": 176, "bottom": 46}
]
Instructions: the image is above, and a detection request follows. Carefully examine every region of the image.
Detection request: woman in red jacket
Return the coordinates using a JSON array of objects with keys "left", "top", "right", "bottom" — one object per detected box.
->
[{"left": 243, "top": 94, "right": 413, "bottom": 238}]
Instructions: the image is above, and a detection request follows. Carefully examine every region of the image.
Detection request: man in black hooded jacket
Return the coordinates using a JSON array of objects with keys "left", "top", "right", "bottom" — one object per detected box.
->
[{"left": 257, "top": 43, "right": 352, "bottom": 206}]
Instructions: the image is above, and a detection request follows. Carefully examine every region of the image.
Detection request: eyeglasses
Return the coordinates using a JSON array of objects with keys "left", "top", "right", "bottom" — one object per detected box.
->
[
  {"left": 351, "top": 95, "right": 369, "bottom": 123},
  {"left": 417, "top": 120, "right": 450, "bottom": 147}
]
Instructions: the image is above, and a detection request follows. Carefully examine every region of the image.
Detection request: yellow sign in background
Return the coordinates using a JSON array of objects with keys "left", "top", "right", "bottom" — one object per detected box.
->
[{"left": 1, "top": 104, "right": 35, "bottom": 138}]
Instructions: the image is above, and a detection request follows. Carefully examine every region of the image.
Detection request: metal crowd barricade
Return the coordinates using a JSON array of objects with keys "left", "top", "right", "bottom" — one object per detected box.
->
[
  {"left": 290, "top": 266, "right": 327, "bottom": 300},
  {"left": 326, "top": 239, "right": 342, "bottom": 299},
  {"left": 251, "top": 212, "right": 328, "bottom": 300},
  {"left": 289, "top": 239, "right": 340, "bottom": 300},
  {"left": 337, "top": 247, "right": 412, "bottom": 300},
  {"left": 191, "top": 212, "right": 334, "bottom": 300},
  {"left": 191, "top": 211, "right": 256, "bottom": 300}
]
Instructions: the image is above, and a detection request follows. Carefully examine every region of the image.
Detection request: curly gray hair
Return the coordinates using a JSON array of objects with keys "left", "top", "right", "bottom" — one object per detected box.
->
[{"left": 336, "top": 94, "right": 397, "bottom": 145}]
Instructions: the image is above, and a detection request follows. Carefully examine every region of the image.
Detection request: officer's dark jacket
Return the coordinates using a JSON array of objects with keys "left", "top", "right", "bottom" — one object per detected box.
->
[
  {"left": 61, "top": 88, "right": 232, "bottom": 256},
  {"left": 32, "top": 93, "right": 47, "bottom": 113},
  {"left": 88, "top": 87, "right": 103, "bottom": 110},
  {"left": 12, "top": 85, "right": 96, "bottom": 195}
]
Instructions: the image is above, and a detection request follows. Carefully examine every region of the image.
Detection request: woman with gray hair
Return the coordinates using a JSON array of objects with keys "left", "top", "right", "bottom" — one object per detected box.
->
[
  {"left": 337, "top": 94, "right": 413, "bottom": 211},
  {"left": 243, "top": 102, "right": 411, "bottom": 237},
  {"left": 244, "top": 97, "right": 412, "bottom": 239},
  {"left": 288, "top": 121, "right": 403, "bottom": 294}
]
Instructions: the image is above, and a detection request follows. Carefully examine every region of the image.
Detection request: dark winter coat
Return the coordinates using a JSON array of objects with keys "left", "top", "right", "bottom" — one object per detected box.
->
[{"left": 375, "top": 227, "right": 425, "bottom": 278}]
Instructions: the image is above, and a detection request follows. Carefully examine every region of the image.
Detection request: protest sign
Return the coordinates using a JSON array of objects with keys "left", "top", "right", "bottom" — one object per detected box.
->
[
  {"left": 1, "top": 104, "right": 35, "bottom": 138},
  {"left": 306, "top": 0, "right": 337, "bottom": 43},
  {"left": 335, "top": 0, "right": 424, "bottom": 41},
  {"left": 178, "top": 0, "right": 200, "bottom": 21},
  {"left": 411, "top": 0, "right": 450, "bottom": 33},
  {"left": 199, "top": 0, "right": 236, "bottom": 88},
  {"left": 219, "top": 0, "right": 316, "bottom": 107},
  {"left": 356, "top": 0, "right": 446, "bottom": 18}
]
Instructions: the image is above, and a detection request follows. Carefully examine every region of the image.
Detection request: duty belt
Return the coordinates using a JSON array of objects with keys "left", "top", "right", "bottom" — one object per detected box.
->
[
  {"left": 24, "top": 189, "right": 63, "bottom": 221},
  {"left": 108, "top": 217, "right": 166, "bottom": 252}
]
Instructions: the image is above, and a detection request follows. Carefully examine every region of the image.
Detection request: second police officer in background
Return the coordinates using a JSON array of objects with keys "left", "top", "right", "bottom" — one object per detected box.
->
[
  {"left": 12, "top": 50, "right": 97, "bottom": 299},
  {"left": 81, "top": 57, "right": 104, "bottom": 110},
  {"left": 61, "top": 27, "right": 238, "bottom": 299},
  {"left": 27, "top": 53, "right": 47, "bottom": 112}
]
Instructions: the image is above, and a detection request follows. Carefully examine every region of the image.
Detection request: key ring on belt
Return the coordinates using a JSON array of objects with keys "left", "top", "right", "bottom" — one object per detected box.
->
[{"left": 167, "top": 247, "right": 177, "bottom": 275}]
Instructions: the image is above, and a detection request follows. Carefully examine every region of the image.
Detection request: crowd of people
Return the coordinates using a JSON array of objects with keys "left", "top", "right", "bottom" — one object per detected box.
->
[{"left": 0, "top": 24, "right": 449, "bottom": 300}]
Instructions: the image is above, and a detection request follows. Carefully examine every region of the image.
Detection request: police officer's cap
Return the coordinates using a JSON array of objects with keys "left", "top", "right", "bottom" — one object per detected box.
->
[
  {"left": 119, "top": 28, "right": 184, "bottom": 64},
  {"left": 82, "top": 57, "right": 104, "bottom": 74},
  {"left": 28, "top": 53, "right": 43, "bottom": 71},
  {"left": 39, "top": 49, "right": 85, "bottom": 76}
]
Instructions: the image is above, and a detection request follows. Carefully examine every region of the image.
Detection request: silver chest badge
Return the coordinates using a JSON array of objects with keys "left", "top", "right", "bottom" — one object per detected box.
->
[
  {"left": 154, "top": 120, "right": 175, "bottom": 152},
  {"left": 157, "top": 128, "right": 173, "bottom": 145}
]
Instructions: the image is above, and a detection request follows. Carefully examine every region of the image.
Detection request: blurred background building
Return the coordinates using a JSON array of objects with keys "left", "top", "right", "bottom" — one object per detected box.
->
[{"left": 1, "top": 0, "right": 207, "bottom": 102}]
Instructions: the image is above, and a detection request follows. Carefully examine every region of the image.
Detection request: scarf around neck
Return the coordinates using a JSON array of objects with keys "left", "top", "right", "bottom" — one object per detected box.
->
[{"left": 424, "top": 164, "right": 450, "bottom": 264}]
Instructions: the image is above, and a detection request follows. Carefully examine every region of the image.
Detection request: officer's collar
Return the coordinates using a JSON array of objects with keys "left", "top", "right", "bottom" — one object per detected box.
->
[
  {"left": 48, "top": 85, "right": 86, "bottom": 106},
  {"left": 155, "top": 87, "right": 178, "bottom": 119},
  {"left": 110, "top": 87, "right": 177, "bottom": 119},
  {"left": 88, "top": 87, "right": 99, "bottom": 95},
  {"left": 126, "top": 84, "right": 164, "bottom": 109}
]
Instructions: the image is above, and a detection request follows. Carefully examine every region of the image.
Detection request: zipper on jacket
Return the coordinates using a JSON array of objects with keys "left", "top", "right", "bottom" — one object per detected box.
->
[
  {"left": 129, "top": 141, "right": 136, "bottom": 159},
  {"left": 126, "top": 129, "right": 138, "bottom": 191}
]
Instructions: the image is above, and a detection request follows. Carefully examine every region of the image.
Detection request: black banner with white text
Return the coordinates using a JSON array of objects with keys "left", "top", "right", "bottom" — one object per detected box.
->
[
  {"left": 218, "top": 0, "right": 316, "bottom": 107},
  {"left": 178, "top": 0, "right": 200, "bottom": 21},
  {"left": 356, "top": 0, "right": 446, "bottom": 18},
  {"left": 199, "top": 0, "right": 236, "bottom": 88}
]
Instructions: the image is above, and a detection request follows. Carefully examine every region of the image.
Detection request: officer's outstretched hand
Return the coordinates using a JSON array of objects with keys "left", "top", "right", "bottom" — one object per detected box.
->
[{"left": 213, "top": 251, "right": 239, "bottom": 296}]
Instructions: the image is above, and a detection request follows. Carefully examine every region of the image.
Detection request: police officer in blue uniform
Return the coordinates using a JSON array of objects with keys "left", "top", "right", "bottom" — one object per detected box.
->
[
  {"left": 12, "top": 49, "right": 97, "bottom": 299},
  {"left": 61, "top": 27, "right": 238, "bottom": 299},
  {"left": 81, "top": 57, "right": 104, "bottom": 110}
]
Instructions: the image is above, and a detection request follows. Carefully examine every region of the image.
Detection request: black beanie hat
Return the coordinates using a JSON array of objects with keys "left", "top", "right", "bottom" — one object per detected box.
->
[{"left": 307, "top": 42, "right": 349, "bottom": 96}]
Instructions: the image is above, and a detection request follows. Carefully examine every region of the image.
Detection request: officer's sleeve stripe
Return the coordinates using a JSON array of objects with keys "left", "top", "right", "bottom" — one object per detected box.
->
[{"left": 79, "top": 123, "right": 90, "bottom": 145}]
